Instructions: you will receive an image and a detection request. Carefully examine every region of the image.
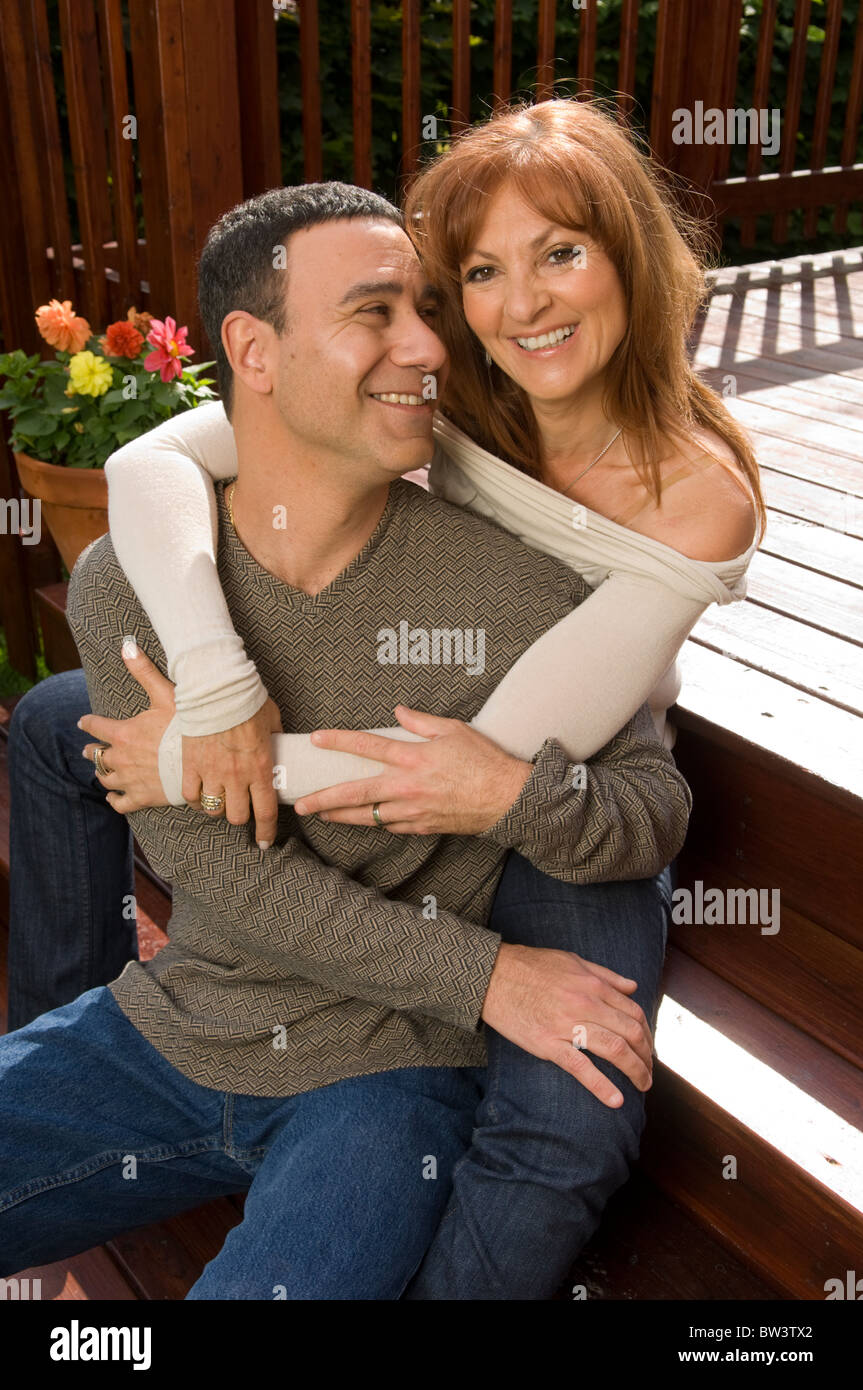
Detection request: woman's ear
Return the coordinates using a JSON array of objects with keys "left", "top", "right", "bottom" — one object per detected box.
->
[{"left": 222, "top": 311, "right": 276, "bottom": 399}]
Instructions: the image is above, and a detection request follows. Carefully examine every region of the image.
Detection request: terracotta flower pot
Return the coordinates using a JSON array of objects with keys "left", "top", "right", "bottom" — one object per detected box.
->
[{"left": 14, "top": 451, "right": 108, "bottom": 573}]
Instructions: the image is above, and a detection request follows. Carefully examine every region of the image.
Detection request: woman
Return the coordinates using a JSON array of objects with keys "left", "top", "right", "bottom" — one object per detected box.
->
[{"left": 88, "top": 99, "right": 763, "bottom": 1298}]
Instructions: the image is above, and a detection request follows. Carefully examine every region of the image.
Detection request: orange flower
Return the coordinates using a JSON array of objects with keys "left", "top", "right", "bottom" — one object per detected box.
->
[
  {"left": 35, "top": 299, "right": 91, "bottom": 354},
  {"left": 101, "top": 320, "right": 144, "bottom": 358},
  {"left": 126, "top": 306, "right": 153, "bottom": 337}
]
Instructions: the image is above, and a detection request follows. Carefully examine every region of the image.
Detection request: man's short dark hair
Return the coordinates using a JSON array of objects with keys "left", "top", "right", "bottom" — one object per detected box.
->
[{"left": 197, "top": 182, "right": 404, "bottom": 416}]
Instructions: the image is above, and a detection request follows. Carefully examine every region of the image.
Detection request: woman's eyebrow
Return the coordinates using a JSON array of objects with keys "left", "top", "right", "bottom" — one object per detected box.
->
[{"left": 464, "top": 225, "right": 588, "bottom": 260}]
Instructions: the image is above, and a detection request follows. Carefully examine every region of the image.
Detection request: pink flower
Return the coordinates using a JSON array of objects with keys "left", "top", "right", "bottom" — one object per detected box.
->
[{"left": 144, "top": 316, "right": 194, "bottom": 382}]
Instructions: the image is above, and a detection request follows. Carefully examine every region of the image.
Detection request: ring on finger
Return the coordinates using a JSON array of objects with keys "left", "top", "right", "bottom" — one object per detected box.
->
[
  {"left": 93, "top": 745, "right": 111, "bottom": 778},
  {"left": 372, "top": 802, "right": 385, "bottom": 829},
  {"left": 200, "top": 791, "right": 226, "bottom": 813}
]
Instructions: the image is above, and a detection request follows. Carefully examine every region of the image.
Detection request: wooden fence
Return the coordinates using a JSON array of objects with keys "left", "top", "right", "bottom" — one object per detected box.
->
[{"left": 1, "top": 0, "right": 862, "bottom": 676}]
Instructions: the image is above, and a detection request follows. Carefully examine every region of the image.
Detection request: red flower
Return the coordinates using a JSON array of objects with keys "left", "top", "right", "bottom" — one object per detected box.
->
[
  {"left": 101, "top": 320, "right": 145, "bottom": 358},
  {"left": 144, "top": 316, "right": 194, "bottom": 382}
]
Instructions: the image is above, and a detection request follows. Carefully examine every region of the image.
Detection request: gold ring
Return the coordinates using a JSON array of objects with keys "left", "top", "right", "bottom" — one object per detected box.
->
[
  {"left": 200, "top": 792, "right": 225, "bottom": 813},
  {"left": 93, "top": 745, "right": 111, "bottom": 778},
  {"left": 372, "top": 802, "right": 385, "bottom": 829}
]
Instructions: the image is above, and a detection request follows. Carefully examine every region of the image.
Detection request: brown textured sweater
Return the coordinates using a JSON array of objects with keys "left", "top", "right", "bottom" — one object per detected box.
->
[{"left": 66, "top": 478, "right": 690, "bottom": 1097}]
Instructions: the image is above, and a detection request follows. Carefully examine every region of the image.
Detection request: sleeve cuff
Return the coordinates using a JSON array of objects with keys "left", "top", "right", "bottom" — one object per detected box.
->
[
  {"left": 170, "top": 636, "right": 270, "bottom": 736},
  {"left": 477, "top": 737, "right": 586, "bottom": 853}
]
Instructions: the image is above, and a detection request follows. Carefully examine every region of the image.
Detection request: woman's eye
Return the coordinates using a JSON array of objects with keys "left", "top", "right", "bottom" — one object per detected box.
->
[
  {"left": 548, "top": 245, "right": 585, "bottom": 266},
  {"left": 463, "top": 265, "right": 494, "bottom": 284}
]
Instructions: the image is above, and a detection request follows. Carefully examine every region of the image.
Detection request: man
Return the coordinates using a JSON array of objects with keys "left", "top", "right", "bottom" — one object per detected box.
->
[{"left": 1, "top": 184, "right": 687, "bottom": 1298}]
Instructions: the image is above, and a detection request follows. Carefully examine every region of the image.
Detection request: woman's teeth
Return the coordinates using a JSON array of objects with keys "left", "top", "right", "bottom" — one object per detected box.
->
[
  {"left": 515, "top": 324, "right": 577, "bottom": 351},
  {"left": 371, "top": 392, "right": 425, "bottom": 405}
]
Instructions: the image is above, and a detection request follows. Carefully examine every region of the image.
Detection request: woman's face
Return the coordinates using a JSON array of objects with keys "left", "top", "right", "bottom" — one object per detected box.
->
[{"left": 459, "top": 183, "right": 628, "bottom": 409}]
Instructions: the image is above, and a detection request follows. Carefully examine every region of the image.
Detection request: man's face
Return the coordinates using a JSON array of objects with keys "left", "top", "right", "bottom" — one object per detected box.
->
[{"left": 272, "top": 219, "right": 448, "bottom": 479}]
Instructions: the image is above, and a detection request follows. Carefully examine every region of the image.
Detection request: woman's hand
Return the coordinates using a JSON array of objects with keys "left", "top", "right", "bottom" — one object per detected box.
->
[
  {"left": 294, "top": 704, "right": 532, "bottom": 835},
  {"left": 180, "top": 699, "right": 283, "bottom": 847},
  {"left": 79, "top": 642, "right": 177, "bottom": 812}
]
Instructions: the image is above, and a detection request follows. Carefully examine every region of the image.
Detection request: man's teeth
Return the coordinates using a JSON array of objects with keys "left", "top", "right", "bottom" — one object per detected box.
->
[
  {"left": 515, "top": 324, "right": 577, "bottom": 351},
  {"left": 371, "top": 392, "right": 425, "bottom": 405}
]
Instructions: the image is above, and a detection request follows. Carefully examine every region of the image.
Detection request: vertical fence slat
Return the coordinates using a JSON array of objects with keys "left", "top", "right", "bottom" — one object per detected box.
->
[
  {"left": 234, "top": 0, "right": 281, "bottom": 198},
  {"left": 96, "top": 0, "right": 139, "bottom": 308},
  {"left": 713, "top": 0, "right": 742, "bottom": 186},
  {"left": 492, "top": 0, "right": 512, "bottom": 110},
  {"left": 577, "top": 0, "right": 597, "bottom": 96},
  {"left": 772, "top": 0, "right": 812, "bottom": 244},
  {"left": 536, "top": 0, "right": 556, "bottom": 102},
  {"left": 31, "top": 0, "right": 76, "bottom": 301},
  {"left": 650, "top": 0, "right": 687, "bottom": 167},
  {"left": 805, "top": 0, "right": 843, "bottom": 236},
  {"left": 836, "top": 0, "right": 863, "bottom": 234},
  {"left": 451, "top": 0, "right": 471, "bottom": 131},
  {"left": 740, "top": 0, "right": 777, "bottom": 246},
  {"left": 299, "top": 0, "right": 322, "bottom": 183},
  {"left": 617, "top": 0, "right": 639, "bottom": 119},
  {"left": 401, "top": 0, "right": 421, "bottom": 186},
  {"left": 0, "top": 0, "right": 55, "bottom": 325},
  {"left": 351, "top": 0, "right": 372, "bottom": 187},
  {"left": 58, "top": 0, "right": 111, "bottom": 327}
]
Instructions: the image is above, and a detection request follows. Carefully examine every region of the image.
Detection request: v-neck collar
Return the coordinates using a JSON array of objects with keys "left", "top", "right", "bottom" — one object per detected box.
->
[{"left": 217, "top": 479, "right": 407, "bottom": 609}]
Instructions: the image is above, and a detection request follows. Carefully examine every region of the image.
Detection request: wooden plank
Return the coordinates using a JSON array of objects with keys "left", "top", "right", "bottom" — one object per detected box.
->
[
  {"left": 693, "top": 602, "right": 863, "bottom": 717},
  {"left": 451, "top": 0, "right": 471, "bottom": 131},
  {"left": 400, "top": 0, "right": 421, "bottom": 185},
  {"left": 710, "top": 280, "right": 863, "bottom": 345},
  {"left": 299, "top": 0, "right": 322, "bottom": 182},
  {"left": 616, "top": 0, "right": 639, "bottom": 120},
  {"left": 760, "top": 468, "right": 862, "bottom": 540},
  {"left": 836, "top": 0, "right": 863, "bottom": 235},
  {"left": 492, "top": 0, "right": 513, "bottom": 109},
  {"left": 234, "top": 0, "right": 282, "bottom": 198},
  {"left": 97, "top": 0, "right": 139, "bottom": 304},
  {"left": 565, "top": 1171, "right": 781, "bottom": 1301},
  {"left": 31, "top": 0, "right": 76, "bottom": 301},
  {"left": 351, "top": 0, "right": 372, "bottom": 187},
  {"left": 673, "top": 676, "right": 863, "bottom": 932},
  {"left": 693, "top": 302, "right": 863, "bottom": 380},
  {"left": 675, "top": 642, "right": 863, "bottom": 812},
  {"left": 35, "top": 584, "right": 81, "bottom": 674},
  {"left": 59, "top": 0, "right": 111, "bottom": 327},
  {"left": 12, "top": 1247, "right": 139, "bottom": 1301},
  {"left": 804, "top": 0, "right": 843, "bottom": 237},
  {"left": 107, "top": 1198, "right": 242, "bottom": 1300},
  {"left": 740, "top": 0, "right": 777, "bottom": 246},
  {"left": 772, "top": 0, "right": 812, "bottom": 244},
  {"left": 536, "top": 0, "right": 555, "bottom": 102},
  {"left": 716, "top": 165, "right": 863, "bottom": 219},
  {"left": 735, "top": 429, "right": 863, "bottom": 499},
  {"left": 744, "top": 550, "right": 863, "bottom": 647},
  {"left": 673, "top": 855, "right": 863, "bottom": 1068},
  {"left": 758, "top": 511, "right": 863, "bottom": 590},
  {"left": 696, "top": 355, "right": 863, "bottom": 415},
  {"left": 576, "top": 0, "right": 596, "bottom": 96},
  {"left": 179, "top": 0, "right": 243, "bottom": 254},
  {"left": 723, "top": 397, "right": 863, "bottom": 470}
]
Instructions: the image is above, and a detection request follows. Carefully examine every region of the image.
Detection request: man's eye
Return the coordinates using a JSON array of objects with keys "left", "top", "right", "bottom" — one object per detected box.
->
[
  {"left": 463, "top": 265, "right": 494, "bottom": 284},
  {"left": 360, "top": 304, "right": 389, "bottom": 316},
  {"left": 420, "top": 304, "right": 441, "bottom": 319}
]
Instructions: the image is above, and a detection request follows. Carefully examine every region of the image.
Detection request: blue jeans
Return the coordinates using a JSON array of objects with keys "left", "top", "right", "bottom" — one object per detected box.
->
[
  {"left": 5, "top": 670, "right": 671, "bottom": 1299},
  {"left": 0, "top": 988, "right": 484, "bottom": 1298}
]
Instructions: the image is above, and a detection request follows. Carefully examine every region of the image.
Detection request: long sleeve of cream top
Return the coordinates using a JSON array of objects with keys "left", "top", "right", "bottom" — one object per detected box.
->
[{"left": 104, "top": 401, "right": 759, "bottom": 804}]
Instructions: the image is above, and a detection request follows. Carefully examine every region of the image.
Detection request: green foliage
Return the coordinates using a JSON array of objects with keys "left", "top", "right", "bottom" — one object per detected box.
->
[{"left": 0, "top": 344, "right": 216, "bottom": 470}]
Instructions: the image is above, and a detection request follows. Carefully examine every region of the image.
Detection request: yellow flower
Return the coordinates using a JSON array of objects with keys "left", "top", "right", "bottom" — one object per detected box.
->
[{"left": 68, "top": 351, "right": 113, "bottom": 397}]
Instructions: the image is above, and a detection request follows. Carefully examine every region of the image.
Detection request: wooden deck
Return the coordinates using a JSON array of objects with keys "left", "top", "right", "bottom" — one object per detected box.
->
[{"left": 1, "top": 246, "right": 861, "bottom": 1300}]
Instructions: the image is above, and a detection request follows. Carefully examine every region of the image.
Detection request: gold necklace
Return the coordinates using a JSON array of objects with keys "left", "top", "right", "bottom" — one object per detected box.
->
[
  {"left": 227, "top": 481, "right": 237, "bottom": 530},
  {"left": 560, "top": 427, "right": 622, "bottom": 498}
]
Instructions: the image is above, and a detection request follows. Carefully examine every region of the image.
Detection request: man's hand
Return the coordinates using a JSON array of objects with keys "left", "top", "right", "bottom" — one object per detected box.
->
[
  {"left": 180, "top": 700, "right": 283, "bottom": 847},
  {"left": 294, "top": 704, "right": 532, "bottom": 835},
  {"left": 79, "top": 640, "right": 176, "bottom": 812},
  {"left": 481, "top": 942, "right": 653, "bottom": 1107}
]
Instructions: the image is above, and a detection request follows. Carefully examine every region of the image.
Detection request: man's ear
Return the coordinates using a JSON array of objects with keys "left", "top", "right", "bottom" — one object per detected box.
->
[{"left": 222, "top": 311, "right": 276, "bottom": 399}]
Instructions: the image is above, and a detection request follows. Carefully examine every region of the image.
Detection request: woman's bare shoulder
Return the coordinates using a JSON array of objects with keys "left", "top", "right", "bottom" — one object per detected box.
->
[{"left": 634, "top": 428, "right": 758, "bottom": 563}]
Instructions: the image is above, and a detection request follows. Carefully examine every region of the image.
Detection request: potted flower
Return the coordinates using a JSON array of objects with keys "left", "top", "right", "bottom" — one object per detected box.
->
[{"left": 0, "top": 300, "right": 216, "bottom": 571}]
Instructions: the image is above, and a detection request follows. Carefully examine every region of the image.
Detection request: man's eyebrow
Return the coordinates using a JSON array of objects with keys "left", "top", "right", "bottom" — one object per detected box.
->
[{"left": 338, "top": 280, "right": 441, "bottom": 306}]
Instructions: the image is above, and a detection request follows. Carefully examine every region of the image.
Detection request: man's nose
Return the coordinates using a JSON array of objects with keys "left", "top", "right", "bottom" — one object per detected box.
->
[{"left": 391, "top": 315, "right": 448, "bottom": 373}]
